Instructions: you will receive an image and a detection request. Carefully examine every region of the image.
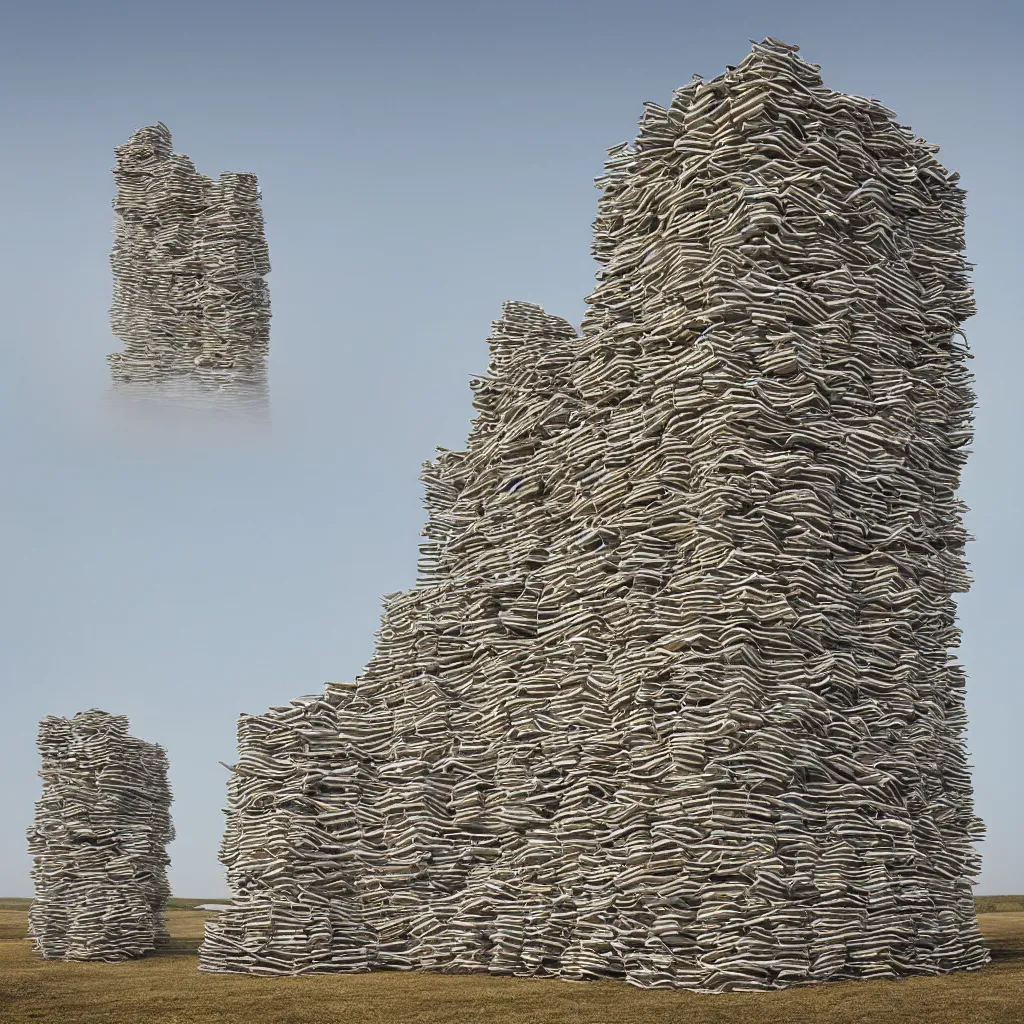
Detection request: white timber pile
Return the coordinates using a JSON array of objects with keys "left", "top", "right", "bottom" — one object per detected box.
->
[
  {"left": 107, "top": 122, "right": 271, "bottom": 415},
  {"left": 200, "top": 38, "right": 988, "bottom": 990},
  {"left": 26, "top": 710, "right": 175, "bottom": 961}
]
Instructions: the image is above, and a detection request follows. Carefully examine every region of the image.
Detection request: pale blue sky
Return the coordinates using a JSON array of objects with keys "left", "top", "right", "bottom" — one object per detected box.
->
[{"left": 0, "top": 0, "right": 1020, "bottom": 896}]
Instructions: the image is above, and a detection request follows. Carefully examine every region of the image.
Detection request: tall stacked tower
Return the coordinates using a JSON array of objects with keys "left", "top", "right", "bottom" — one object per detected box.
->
[
  {"left": 108, "top": 123, "right": 271, "bottom": 416},
  {"left": 201, "top": 39, "right": 986, "bottom": 990},
  {"left": 26, "top": 710, "right": 175, "bottom": 962}
]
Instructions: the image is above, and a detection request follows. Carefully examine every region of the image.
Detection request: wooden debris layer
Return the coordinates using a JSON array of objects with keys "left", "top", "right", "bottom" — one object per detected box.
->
[
  {"left": 26, "top": 710, "right": 175, "bottom": 961},
  {"left": 107, "top": 122, "right": 271, "bottom": 410},
  {"left": 201, "top": 38, "right": 987, "bottom": 990}
]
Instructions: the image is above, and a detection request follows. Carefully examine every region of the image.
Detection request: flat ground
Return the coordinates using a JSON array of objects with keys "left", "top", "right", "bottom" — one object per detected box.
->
[{"left": 1, "top": 898, "right": 1021, "bottom": 1023}]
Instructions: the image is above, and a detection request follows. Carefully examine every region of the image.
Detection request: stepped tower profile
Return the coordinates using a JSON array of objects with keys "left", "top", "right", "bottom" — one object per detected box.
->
[{"left": 201, "top": 39, "right": 986, "bottom": 991}]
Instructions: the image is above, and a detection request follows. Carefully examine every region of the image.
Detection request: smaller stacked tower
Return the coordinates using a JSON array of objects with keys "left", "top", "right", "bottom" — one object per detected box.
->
[
  {"left": 26, "top": 710, "right": 175, "bottom": 961},
  {"left": 108, "top": 123, "right": 271, "bottom": 417}
]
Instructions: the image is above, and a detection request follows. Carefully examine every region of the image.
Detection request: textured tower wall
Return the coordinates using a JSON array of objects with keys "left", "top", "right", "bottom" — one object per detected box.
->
[
  {"left": 26, "top": 710, "right": 175, "bottom": 962},
  {"left": 201, "top": 301, "right": 580, "bottom": 974},
  {"left": 201, "top": 39, "right": 986, "bottom": 990},
  {"left": 108, "top": 123, "right": 271, "bottom": 396}
]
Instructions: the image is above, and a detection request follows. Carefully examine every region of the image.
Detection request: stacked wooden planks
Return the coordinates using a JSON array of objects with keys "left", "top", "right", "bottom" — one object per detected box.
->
[
  {"left": 26, "top": 710, "right": 175, "bottom": 961},
  {"left": 201, "top": 38, "right": 988, "bottom": 989}
]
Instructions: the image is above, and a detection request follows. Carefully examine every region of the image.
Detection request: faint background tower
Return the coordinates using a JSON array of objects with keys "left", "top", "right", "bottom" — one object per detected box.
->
[{"left": 107, "top": 123, "right": 272, "bottom": 427}]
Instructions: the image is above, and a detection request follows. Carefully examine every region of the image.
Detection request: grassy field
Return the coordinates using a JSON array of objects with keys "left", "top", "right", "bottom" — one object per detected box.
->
[{"left": 0, "top": 899, "right": 1021, "bottom": 1023}]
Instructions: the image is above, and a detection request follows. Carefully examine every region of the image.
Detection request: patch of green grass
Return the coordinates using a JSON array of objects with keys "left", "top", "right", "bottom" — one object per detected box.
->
[
  {"left": 1, "top": 898, "right": 227, "bottom": 912},
  {"left": 1, "top": 903, "right": 1023, "bottom": 1023},
  {"left": 166, "top": 898, "right": 230, "bottom": 911},
  {"left": 975, "top": 895, "right": 1024, "bottom": 914}
]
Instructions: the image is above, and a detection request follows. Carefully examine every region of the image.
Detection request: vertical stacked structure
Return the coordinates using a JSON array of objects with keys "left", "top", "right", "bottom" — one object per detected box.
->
[
  {"left": 202, "top": 39, "right": 987, "bottom": 990},
  {"left": 26, "top": 710, "right": 175, "bottom": 961},
  {"left": 108, "top": 123, "right": 271, "bottom": 416},
  {"left": 201, "top": 301, "right": 581, "bottom": 974}
]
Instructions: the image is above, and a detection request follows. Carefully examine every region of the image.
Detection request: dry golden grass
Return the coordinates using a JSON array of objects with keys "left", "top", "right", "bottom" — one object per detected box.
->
[{"left": 0, "top": 902, "right": 1021, "bottom": 1023}]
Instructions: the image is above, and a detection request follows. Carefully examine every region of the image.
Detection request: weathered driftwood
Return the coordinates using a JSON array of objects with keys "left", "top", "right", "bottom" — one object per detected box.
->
[
  {"left": 26, "top": 710, "right": 175, "bottom": 961},
  {"left": 107, "top": 122, "right": 271, "bottom": 414},
  {"left": 201, "top": 38, "right": 987, "bottom": 990}
]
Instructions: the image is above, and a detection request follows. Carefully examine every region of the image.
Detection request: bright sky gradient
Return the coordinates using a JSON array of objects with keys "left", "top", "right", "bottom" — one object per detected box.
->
[{"left": 0, "top": 0, "right": 1020, "bottom": 897}]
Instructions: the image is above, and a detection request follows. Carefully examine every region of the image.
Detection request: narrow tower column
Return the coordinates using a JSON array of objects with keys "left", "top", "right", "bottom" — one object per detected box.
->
[
  {"left": 26, "top": 710, "right": 175, "bottom": 962},
  {"left": 107, "top": 124, "right": 272, "bottom": 419}
]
